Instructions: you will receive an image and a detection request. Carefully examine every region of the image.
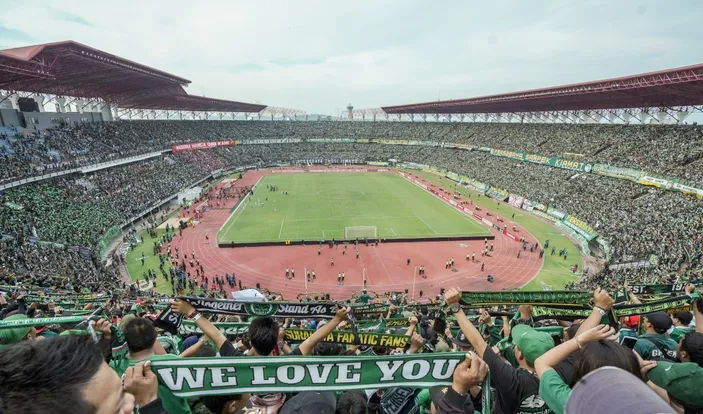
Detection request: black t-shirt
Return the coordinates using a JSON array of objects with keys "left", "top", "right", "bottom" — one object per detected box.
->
[
  {"left": 483, "top": 347, "right": 553, "bottom": 414},
  {"left": 219, "top": 340, "right": 243, "bottom": 357}
]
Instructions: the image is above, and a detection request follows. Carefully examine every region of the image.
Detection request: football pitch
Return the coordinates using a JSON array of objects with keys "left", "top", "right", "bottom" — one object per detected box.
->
[{"left": 217, "top": 172, "right": 491, "bottom": 243}]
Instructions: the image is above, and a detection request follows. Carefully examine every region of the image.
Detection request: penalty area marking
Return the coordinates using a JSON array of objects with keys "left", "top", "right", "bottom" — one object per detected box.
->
[{"left": 278, "top": 220, "right": 285, "bottom": 239}]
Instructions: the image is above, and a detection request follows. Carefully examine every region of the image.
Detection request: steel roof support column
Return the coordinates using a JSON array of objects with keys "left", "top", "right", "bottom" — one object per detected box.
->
[
  {"left": 676, "top": 107, "right": 691, "bottom": 124},
  {"left": 641, "top": 109, "right": 657, "bottom": 123}
]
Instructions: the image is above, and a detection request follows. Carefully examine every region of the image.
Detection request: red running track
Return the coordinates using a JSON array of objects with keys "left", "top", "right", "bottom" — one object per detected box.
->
[{"left": 167, "top": 168, "right": 542, "bottom": 301}]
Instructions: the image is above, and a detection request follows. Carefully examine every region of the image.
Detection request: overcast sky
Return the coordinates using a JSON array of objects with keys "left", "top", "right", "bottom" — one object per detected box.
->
[{"left": 1, "top": 0, "right": 702, "bottom": 116}]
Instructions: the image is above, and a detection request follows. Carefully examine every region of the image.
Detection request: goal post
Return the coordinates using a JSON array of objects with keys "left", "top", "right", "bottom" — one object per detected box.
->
[{"left": 344, "top": 226, "right": 378, "bottom": 240}]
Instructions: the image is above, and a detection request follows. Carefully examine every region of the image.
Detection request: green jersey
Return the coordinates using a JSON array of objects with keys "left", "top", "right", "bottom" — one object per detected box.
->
[
  {"left": 634, "top": 333, "right": 678, "bottom": 360},
  {"left": 110, "top": 354, "right": 192, "bottom": 414},
  {"left": 670, "top": 326, "right": 693, "bottom": 344}
]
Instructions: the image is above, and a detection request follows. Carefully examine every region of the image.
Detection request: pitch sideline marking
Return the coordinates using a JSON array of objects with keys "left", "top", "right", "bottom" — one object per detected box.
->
[
  {"left": 278, "top": 220, "right": 285, "bottom": 239},
  {"left": 218, "top": 175, "right": 265, "bottom": 241},
  {"left": 416, "top": 216, "right": 438, "bottom": 234}
]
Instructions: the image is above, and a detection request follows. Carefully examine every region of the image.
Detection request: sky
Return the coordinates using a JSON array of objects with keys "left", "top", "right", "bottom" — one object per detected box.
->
[{"left": 1, "top": 0, "right": 702, "bottom": 116}]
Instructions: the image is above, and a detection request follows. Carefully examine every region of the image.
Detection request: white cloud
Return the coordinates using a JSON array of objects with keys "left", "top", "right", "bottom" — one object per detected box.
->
[{"left": 0, "top": 0, "right": 701, "bottom": 114}]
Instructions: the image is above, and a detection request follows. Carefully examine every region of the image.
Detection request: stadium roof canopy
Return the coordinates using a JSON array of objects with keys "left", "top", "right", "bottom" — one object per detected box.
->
[
  {"left": 382, "top": 64, "right": 703, "bottom": 115},
  {"left": 0, "top": 41, "right": 266, "bottom": 112}
]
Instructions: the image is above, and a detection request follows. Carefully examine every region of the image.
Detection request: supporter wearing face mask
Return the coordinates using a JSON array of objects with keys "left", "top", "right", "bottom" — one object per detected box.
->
[{"left": 0, "top": 335, "right": 163, "bottom": 414}]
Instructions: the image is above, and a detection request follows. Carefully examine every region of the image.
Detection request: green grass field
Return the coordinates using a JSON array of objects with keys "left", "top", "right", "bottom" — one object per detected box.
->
[
  {"left": 217, "top": 173, "right": 491, "bottom": 243},
  {"left": 407, "top": 170, "right": 582, "bottom": 290}
]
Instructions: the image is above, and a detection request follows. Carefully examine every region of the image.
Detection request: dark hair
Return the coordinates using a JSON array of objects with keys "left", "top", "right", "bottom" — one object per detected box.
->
[
  {"left": 565, "top": 323, "right": 581, "bottom": 341},
  {"left": 674, "top": 312, "right": 693, "bottom": 326},
  {"left": 681, "top": 332, "right": 703, "bottom": 368},
  {"left": 570, "top": 341, "right": 641, "bottom": 386},
  {"left": 123, "top": 317, "right": 157, "bottom": 353},
  {"left": 248, "top": 316, "right": 279, "bottom": 355},
  {"left": 372, "top": 346, "right": 390, "bottom": 356},
  {"left": 433, "top": 318, "right": 447, "bottom": 337},
  {"left": 0, "top": 335, "right": 104, "bottom": 414},
  {"left": 315, "top": 342, "right": 343, "bottom": 356},
  {"left": 336, "top": 391, "right": 367, "bottom": 414}
]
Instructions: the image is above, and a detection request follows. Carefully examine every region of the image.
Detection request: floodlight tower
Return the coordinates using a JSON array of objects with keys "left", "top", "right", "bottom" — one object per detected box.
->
[{"left": 347, "top": 103, "right": 354, "bottom": 120}]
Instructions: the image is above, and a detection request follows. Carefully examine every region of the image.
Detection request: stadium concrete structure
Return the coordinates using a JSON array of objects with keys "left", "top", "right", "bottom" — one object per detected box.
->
[{"left": 1, "top": 40, "right": 702, "bottom": 299}]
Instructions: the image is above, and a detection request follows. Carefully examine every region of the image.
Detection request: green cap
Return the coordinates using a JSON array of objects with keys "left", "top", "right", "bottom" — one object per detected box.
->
[
  {"left": 0, "top": 314, "right": 31, "bottom": 349},
  {"left": 648, "top": 362, "right": 703, "bottom": 407},
  {"left": 512, "top": 324, "right": 554, "bottom": 366}
]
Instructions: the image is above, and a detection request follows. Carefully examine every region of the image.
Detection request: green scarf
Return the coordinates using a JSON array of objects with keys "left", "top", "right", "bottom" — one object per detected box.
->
[
  {"left": 284, "top": 328, "right": 410, "bottom": 348},
  {"left": 150, "top": 352, "right": 464, "bottom": 397},
  {"left": 461, "top": 291, "right": 593, "bottom": 306},
  {"left": 0, "top": 316, "right": 87, "bottom": 329},
  {"left": 178, "top": 320, "right": 250, "bottom": 336}
]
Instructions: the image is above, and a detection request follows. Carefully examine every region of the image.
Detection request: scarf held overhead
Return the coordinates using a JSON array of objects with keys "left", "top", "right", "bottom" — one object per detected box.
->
[
  {"left": 461, "top": 291, "right": 593, "bottom": 306},
  {"left": 150, "top": 352, "right": 464, "bottom": 397},
  {"left": 155, "top": 297, "right": 340, "bottom": 333},
  {"left": 284, "top": 328, "right": 410, "bottom": 347}
]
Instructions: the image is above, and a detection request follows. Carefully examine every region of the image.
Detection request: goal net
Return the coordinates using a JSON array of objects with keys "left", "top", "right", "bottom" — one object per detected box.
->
[{"left": 344, "top": 226, "right": 378, "bottom": 239}]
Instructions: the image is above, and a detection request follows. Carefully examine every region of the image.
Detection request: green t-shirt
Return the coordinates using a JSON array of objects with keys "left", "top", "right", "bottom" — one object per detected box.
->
[
  {"left": 634, "top": 333, "right": 678, "bottom": 360},
  {"left": 110, "top": 354, "right": 192, "bottom": 414},
  {"left": 356, "top": 294, "right": 371, "bottom": 304},
  {"left": 670, "top": 326, "right": 693, "bottom": 344},
  {"left": 538, "top": 369, "right": 571, "bottom": 414}
]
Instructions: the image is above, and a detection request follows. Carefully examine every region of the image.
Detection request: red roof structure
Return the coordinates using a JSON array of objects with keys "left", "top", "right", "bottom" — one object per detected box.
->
[
  {"left": 0, "top": 41, "right": 266, "bottom": 112},
  {"left": 382, "top": 64, "right": 703, "bottom": 114}
]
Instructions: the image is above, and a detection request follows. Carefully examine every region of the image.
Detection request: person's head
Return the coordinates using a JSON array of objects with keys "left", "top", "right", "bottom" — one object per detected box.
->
[
  {"left": 280, "top": 392, "right": 336, "bottom": 414},
  {"left": 122, "top": 317, "right": 157, "bottom": 354},
  {"left": 672, "top": 311, "right": 693, "bottom": 327},
  {"left": 648, "top": 361, "right": 703, "bottom": 412},
  {"left": 248, "top": 316, "right": 279, "bottom": 356},
  {"left": 453, "top": 331, "right": 473, "bottom": 352},
  {"left": 564, "top": 323, "right": 581, "bottom": 341},
  {"left": 678, "top": 332, "right": 703, "bottom": 367},
  {"left": 0, "top": 335, "right": 135, "bottom": 414},
  {"left": 620, "top": 315, "right": 640, "bottom": 329},
  {"left": 314, "top": 342, "right": 343, "bottom": 356},
  {"left": 570, "top": 340, "right": 641, "bottom": 386},
  {"left": 0, "top": 314, "right": 36, "bottom": 349},
  {"left": 643, "top": 312, "right": 672, "bottom": 334},
  {"left": 512, "top": 325, "right": 554, "bottom": 369},
  {"left": 566, "top": 367, "right": 673, "bottom": 414},
  {"left": 335, "top": 391, "right": 367, "bottom": 414}
]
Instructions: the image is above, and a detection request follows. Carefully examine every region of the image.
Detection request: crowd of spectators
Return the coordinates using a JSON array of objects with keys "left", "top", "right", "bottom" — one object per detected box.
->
[
  {"left": 1, "top": 284, "right": 702, "bottom": 413},
  {"left": 0, "top": 237, "right": 123, "bottom": 293},
  {"left": 2, "top": 120, "right": 702, "bottom": 185},
  {"left": 1, "top": 119, "right": 702, "bottom": 292}
]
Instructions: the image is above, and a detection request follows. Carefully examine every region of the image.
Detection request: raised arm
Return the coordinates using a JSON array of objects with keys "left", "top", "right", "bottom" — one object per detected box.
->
[
  {"left": 686, "top": 284, "right": 703, "bottom": 333},
  {"left": 171, "top": 299, "right": 227, "bottom": 350},
  {"left": 445, "top": 288, "right": 487, "bottom": 357},
  {"left": 297, "top": 306, "right": 349, "bottom": 356},
  {"left": 535, "top": 324, "right": 616, "bottom": 378},
  {"left": 575, "top": 288, "right": 614, "bottom": 337}
]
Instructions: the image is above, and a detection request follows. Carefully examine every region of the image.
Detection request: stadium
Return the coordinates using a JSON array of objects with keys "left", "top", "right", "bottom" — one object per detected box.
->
[{"left": 1, "top": 19, "right": 703, "bottom": 414}]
